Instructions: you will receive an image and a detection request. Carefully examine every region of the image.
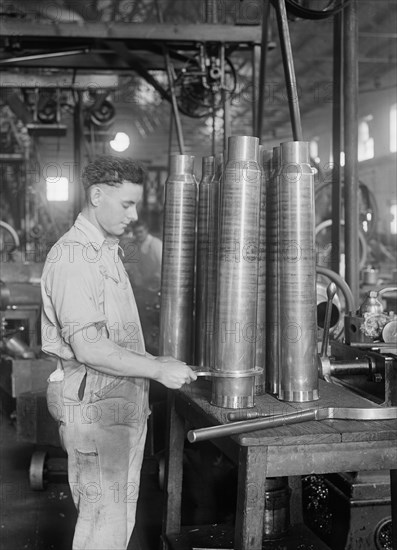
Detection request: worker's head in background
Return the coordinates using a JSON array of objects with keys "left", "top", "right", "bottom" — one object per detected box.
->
[
  {"left": 82, "top": 155, "right": 145, "bottom": 239},
  {"left": 133, "top": 220, "right": 150, "bottom": 244}
]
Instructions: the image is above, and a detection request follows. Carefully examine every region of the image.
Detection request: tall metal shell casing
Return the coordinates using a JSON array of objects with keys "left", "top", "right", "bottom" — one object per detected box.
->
[
  {"left": 159, "top": 154, "right": 197, "bottom": 363},
  {"left": 195, "top": 156, "right": 215, "bottom": 367},
  {"left": 255, "top": 146, "right": 272, "bottom": 395},
  {"left": 212, "top": 136, "right": 261, "bottom": 408},
  {"left": 206, "top": 153, "right": 223, "bottom": 368},
  {"left": 265, "top": 146, "right": 281, "bottom": 394},
  {"left": 278, "top": 141, "right": 318, "bottom": 402}
]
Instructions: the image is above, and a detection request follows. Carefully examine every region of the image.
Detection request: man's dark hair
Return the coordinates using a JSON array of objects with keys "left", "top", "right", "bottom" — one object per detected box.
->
[{"left": 82, "top": 155, "right": 145, "bottom": 191}]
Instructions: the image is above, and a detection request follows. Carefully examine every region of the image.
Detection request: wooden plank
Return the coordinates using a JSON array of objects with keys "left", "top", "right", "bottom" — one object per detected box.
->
[
  {"left": 0, "top": 21, "right": 262, "bottom": 44},
  {"left": 238, "top": 423, "right": 341, "bottom": 447},
  {"left": 265, "top": 440, "right": 397, "bottom": 477},
  {"left": 331, "top": 418, "right": 397, "bottom": 442},
  {"left": 165, "top": 522, "right": 332, "bottom": 550},
  {"left": 162, "top": 392, "right": 185, "bottom": 537},
  {"left": 288, "top": 476, "right": 303, "bottom": 526},
  {"left": 235, "top": 446, "right": 268, "bottom": 550},
  {"left": 391, "top": 470, "right": 397, "bottom": 548}
]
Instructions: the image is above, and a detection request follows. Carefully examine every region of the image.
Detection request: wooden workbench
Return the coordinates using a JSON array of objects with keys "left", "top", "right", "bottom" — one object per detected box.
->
[{"left": 162, "top": 379, "right": 397, "bottom": 550}]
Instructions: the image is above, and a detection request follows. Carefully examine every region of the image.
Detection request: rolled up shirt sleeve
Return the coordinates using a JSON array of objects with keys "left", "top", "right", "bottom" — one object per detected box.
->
[{"left": 43, "top": 243, "right": 107, "bottom": 348}]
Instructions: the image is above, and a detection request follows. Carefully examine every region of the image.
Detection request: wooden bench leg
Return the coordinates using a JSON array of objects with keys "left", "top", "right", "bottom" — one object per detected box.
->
[
  {"left": 289, "top": 476, "right": 303, "bottom": 526},
  {"left": 235, "top": 446, "right": 268, "bottom": 550},
  {"left": 391, "top": 469, "right": 397, "bottom": 549},
  {"left": 161, "top": 392, "right": 185, "bottom": 549}
]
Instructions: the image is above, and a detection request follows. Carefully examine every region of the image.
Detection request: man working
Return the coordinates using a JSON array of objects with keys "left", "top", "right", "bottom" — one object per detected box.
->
[
  {"left": 41, "top": 155, "right": 197, "bottom": 550},
  {"left": 122, "top": 220, "right": 162, "bottom": 293}
]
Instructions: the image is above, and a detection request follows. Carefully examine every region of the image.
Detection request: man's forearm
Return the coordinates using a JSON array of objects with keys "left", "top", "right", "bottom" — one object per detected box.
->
[{"left": 72, "top": 333, "right": 161, "bottom": 380}]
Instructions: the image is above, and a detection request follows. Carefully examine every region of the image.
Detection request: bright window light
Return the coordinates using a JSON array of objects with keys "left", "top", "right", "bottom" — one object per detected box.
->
[
  {"left": 340, "top": 151, "right": 345, "bottom": 167},
  {"left": 110, "top": 132, "right": 130, "bottom": 152},
  {"left": 358, "top": 115, "right": 374, "bottom": 161},
  {"left": 390, "top": 104, "right": 397, "bottom": 153},
  {"left": 391, "top": 202, "right": 397, "bottom": 235},
  {"left": 46, "top": 176, "right": 69, "bottom": 201},
  {"left": 309, "top": 138, "right": 320, "bottom": 164}
]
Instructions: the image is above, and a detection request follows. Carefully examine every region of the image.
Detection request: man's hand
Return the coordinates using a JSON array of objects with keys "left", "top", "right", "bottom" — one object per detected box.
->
[{"left": 154, "top": 357, "right": 197, "bottom": 389}]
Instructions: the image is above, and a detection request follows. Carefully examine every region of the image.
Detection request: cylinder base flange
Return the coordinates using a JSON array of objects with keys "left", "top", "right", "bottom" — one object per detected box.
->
[
  {"left": 278, "top": 389, "right": 319, "bottom": 402},
  {"left": 211, "top": 393, "right": 255, "bottom": 409}
]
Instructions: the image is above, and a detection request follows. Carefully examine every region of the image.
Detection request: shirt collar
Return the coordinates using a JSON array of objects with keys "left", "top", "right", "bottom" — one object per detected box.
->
[{"left": 74, "top": 213, "right": 107, "bottom": 251}]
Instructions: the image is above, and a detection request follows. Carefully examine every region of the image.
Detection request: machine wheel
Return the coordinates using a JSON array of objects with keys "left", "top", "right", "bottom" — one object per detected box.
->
[
  {"left": 374, "top": 517, "right": 393, "bottom": 550},
  {"left": 29, "top": 450, "right": 49, "bottom": 491}
]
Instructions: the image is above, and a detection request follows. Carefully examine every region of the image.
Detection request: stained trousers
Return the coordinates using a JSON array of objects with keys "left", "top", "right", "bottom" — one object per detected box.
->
[{"left": 47, "top": 365, "right": 149, "bottom": 550}]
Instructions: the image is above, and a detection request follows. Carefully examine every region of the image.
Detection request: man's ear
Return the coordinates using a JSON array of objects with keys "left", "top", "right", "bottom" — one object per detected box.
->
[{"left": 87, "top": 185, "right": 102, "bottom": 207}]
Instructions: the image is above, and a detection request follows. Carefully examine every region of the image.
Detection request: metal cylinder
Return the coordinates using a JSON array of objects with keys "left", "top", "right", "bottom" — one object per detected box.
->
[
  {"left": 265, "top": 146, "right": 281, "bottom": 394},
  {"left": 159, "top": 154, "right": 197, "bottom": 363},
  {"left": 263, "top": 477, "right": 291, "bottom": 541},
  {"left": 206, "top": 153, "right": 223, "bottom": 368},
  {"left": 195, "top": 156, "right": 215, "bottom": 367},
  {"left": 278, "top": 141, "right": 318, "bottom": 402},
  {"left": 255, "top": 146, "right": 272, "bottom": 395},
  {"left": 212, "top": 136, "right": 261, "bottom": 408}
]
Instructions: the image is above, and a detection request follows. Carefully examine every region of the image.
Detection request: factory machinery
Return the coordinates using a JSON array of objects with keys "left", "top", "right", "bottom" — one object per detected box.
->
[{"left": 159, "top": 136, "right": 397, "bottom": 549}]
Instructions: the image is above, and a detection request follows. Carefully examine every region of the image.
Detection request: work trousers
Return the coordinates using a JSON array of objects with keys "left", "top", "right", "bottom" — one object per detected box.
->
[{"left": 47, "top": 364, "right": 149, "bottom": 550}]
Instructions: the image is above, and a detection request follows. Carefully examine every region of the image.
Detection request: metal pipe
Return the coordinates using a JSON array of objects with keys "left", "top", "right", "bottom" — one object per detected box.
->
[
  {"left": 188, "top": 408, "right": 317, "bottom": 443},
  {"left": 159, "top": 154, "right": 197, "bottom": 362},
  {"left": 164, "top": 49, "right": 185, "bottom": 154},
  {"left": 205, "top": 0, "right": 218, "bottom": 24},
  {"left": 252, "top": 45, "right": 257, "bottom": 135},
  {"left": 265, "top": 146, "right": 281, "bottom": 394},
  {"left": 274, "top": 0, "right": 303, "bottom": 141},
  {"left": 320, "top": 283, "right": 337, "bottom": 358},
  {"left": 73, "top": 90, "right": 83, "bottom": 219},
  {"left": 343, "top": 0, "right": 359, "bottom": 307},
  {"left": 278, "top": 141, "right": 318, "bottom": 402},
  {"left": 221, "top": 43, "right": 231, "bottom": 154},
  {"left": 0, "top": 49, "right": 89, "bottom": 64},
  {"left": 212, "top": 136, "right": 261, "bottom": 408},
  {"left": 331, "top": 11, "right": 343, "bottom": 274},
  {"left": 188, "top": 405, "right": 397, "bottom": 442},
  {"left": 195, "top": 156, "right": 215, "bottom": 367},
  {"left": 255, "top": 146, "right": 272, "bottom": 395},
  {"left": 329, "top": 359, "right": 371, "bottom": 376},
  {"left": 256, "top": 0, "right": 271, "bottom": 139}
]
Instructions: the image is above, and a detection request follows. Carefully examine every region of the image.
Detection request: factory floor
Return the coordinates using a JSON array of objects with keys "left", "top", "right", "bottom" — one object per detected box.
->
[{"left": 0, "top": 401, "right": 165, "bottom": 550}]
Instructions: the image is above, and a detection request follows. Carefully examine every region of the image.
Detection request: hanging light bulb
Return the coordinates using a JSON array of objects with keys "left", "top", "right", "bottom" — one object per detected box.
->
[{"left": 110, "top": 132, "right": 130, "bottom": 152}]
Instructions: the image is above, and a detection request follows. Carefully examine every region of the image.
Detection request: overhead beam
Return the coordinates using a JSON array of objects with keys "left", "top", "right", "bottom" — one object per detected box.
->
[
  {"left": 0, "top": 73, "right": 119, "bottom": 88},
  {"left": 0, "top": 21, "right": 262, "bottom": 44}
]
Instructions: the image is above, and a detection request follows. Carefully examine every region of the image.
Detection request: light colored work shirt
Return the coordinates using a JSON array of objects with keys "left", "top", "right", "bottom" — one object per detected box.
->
[{"left": 41, "top": 213, "right": 146, "bottom": 382}]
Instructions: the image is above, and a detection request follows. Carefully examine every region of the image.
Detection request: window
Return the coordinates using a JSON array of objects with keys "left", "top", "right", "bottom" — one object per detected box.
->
[
  {"left": 391, "top": 201, "right": 397, "bottom": 235},
  {"left": 46, "top": 176, "right": 69, "bottom": 201},
  {"left": 309, "top": 138, "right": 320, "bottom": 164},
  {"left": 358, "top": 115, "right": 374, "bottom": 161},
  {"left": 390, "top": 104, "right": 397, "bottom": 153}
]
